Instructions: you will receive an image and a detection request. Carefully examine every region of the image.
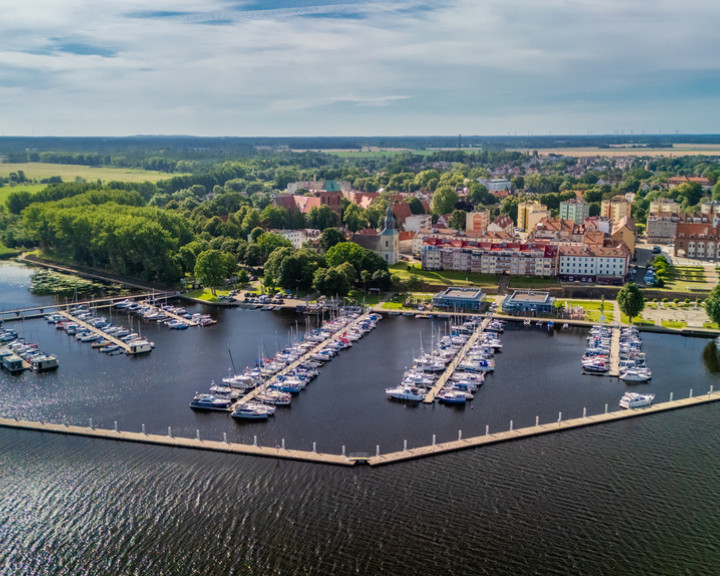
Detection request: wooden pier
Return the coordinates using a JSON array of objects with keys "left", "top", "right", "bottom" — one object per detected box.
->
[
  {"left": 608, "top": 326, "right": 621, "bottom": 377},
  {"left": 423, "top": 317, "right": 490, "bottom": 403},
  {"left": 0, "top": 417, "right": 353, "bottom": 466},
  {"left": 1, "top": 388, "right": 718, "bottom": 466},
  {"left": 57, "top": 311, "right": 134, "bottom": 354}
]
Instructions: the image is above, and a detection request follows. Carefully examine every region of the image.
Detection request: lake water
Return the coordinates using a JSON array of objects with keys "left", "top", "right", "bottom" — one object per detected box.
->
[{"left": 2, "top": 261, "right": 720, "bottom": 575}]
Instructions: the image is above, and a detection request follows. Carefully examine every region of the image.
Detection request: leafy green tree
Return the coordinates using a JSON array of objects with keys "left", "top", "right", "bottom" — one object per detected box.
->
[
  {"left": 256, "top": 232, "right": 293, "bottom": 258},
  {"left": 241, "top": 208, "right": 261, "bottom": 233},
  {"left": 617, "top": 282, "right": 645, "bottom": 322},
  {"left": 318, "top": 228, "right": 345, "bottom": 252},
  {"left": 260, "top": 205, "right": 287, "bottom": 229},
  {"left": 250, "top": 226, "right": 265, "bottom": 242},
  {"left": 194, "top": 250, "right": 227, "bottom": 295},
  {"left": 405, "top": 196, "right": 425, "bottom": 215},
  {"left": 449, "top": 209, "right": 467, "bottom": 231},
  {"left": 705, "top": 284, "right": 720, "bottom": 326},
  {"left": 313, "top": 266, "right": 351, "bottom": 297},
  {"left": 343, "top": 203, "right": 368, "bottom": 232},
  {"left": 307, "top": 205, "right": 339, "bottom": 230},
  {"left": 431, "top": 185, "right": 458, "bottom": 216},
  {"left": 6, "top": 190, "right": 33, "bottom": 214}
]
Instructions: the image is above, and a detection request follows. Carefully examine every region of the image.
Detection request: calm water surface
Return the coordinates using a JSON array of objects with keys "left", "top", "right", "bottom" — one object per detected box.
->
[{"left": 1, "top": 261, "right": 720, "bottom": 575}]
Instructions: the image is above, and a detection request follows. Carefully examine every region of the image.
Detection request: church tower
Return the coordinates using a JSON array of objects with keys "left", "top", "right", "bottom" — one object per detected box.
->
[{"left": 378, "top": 204, "right": 399, "bottom": 265}]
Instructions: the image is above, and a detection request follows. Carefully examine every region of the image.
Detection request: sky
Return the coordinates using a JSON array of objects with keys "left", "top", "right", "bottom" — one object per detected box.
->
[{"left": 1, "top": 0, "right": 719, "bottom": 137}]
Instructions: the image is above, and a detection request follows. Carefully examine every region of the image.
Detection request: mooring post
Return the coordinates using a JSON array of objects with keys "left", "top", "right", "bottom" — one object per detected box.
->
[
  {"left": 253, "top": 435, "right": 257, "bottom": 447},
  {"left": 710, "top": 385, "right": 714, "bottom": 396},
  {"left": 89, "top": 418, "right": 93, "bottom": 429},
  {"left": 583, "top": 407, "right": 587, "bottom": 418},
  {"left": 403, "top": 439, "right": 407, "bottom": 451},
  {"left": 376, "top": 445, "right": 380, "bottom": 457},
  {"left": 535, "top": 415, "right": 539, "bottom": 427},
  {"left": 670, "top": 392, "right": 674, "bottom": 402},
  {"left": 432, "top": 434, "right": 436, "bottom": 446},
  {"left": 114, "top": 420, "right": 118, "bottom": 432},
  {"left": 558, "top": 412, "right": 562, "bottom": 424},
  {"left": 509, "top": 420, "right": 513, "bottom": 431},
  {"left": 281, "top": 438, "right": 286, "bottom": 450},
  {"left": 689, "top": 388, "right": 693, "bottom": 398},
  {"left": 196, "top": 429, "right": 200, "bottom": 441},
  {"left": 342, "top": 445, "right": 346, "bottom": 457},
  {"left": 485, "top": 424, "right": 489, "bottom": 436},
  {"left": 223, "top": 432, "right": 227, "bottom": 443},
  {"left": 605, "top": 403, "right": 608, "bottom": 414},
  {"left": 458, "top": 429, "right": 463, "bottom": 441},
  {"left": 142, "top": 423, "right": 146, "bottom": 434},
  {"left": 312, "top": 441, "right": 317, "bottom": 453}
]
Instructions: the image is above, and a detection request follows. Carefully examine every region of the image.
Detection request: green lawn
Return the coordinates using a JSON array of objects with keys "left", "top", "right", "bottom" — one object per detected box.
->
[
  {"left": 186, "top": 288, "right": 231, "bottom": 302},
  {"left": 661, "top": 320, "right": 687, "bottom": 329},
  {"left": 390, "top": 262, "right": 499, "bottom": 288},
  {"left": 0, "top": 241, "right": 20, "bottom": 259},
  {"left": 658, "top": 265, "right": 710, "bottom": 291},
  {"left": 620, "top": 312, "right": 655, "bottom": 325},
  {"left": 704, "top": 321, "right": 719, "bottom": 330},
  {"left": 557, "top": 299, "right": 614, "bottom": 322}
]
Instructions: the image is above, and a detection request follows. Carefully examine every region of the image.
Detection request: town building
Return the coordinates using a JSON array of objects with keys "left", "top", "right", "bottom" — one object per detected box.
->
[
  {"left": 558, "top": 244, "right": 630, "bottom": 284},
  {"left": 404, "top": 214, "right": 432, "bottom": 233},
  {"left": 646, "top": 212, "right": 680, "bottom": 243},
  {"left": 466, "top": 210, "right": 490, "bottom": 234},
  {"left": 378, "top": 204, "right": 400, "bottom": 264},
  {"left": 487, "top": 214, "right": 514, "bottom": 235},
  {"left": 517, "top": 201, "right": 549, "bottom": 231},
  {"left": 274, "top": 189, "right": 343, "bottom": 215},
  {"left": 601, "top": 195, "right": 632, "bottom": 224},
  {"left": 421, "top": 238, "right": 557, "bottom": 277},
  {"left": 478, "top": 178, "right": 512, "bottom": 193},
  {"left": 610, "top": 216, "right": 637, "bottom": 255},
  {"left": 432, "top": 287, "right": 485, "bottom": 311},
  {"left": 502, "top": 291, "right": 556, "bottom": 315},
  {"left": 532, "top": 218, "right": 584, "bottom": 243},
  {"left": 649, "top": 199, "right": 680, "bottom": 214},
  {"left": 674, "top": 220, "right": 720, "bottom": 259},
  {"left": 559, "top": 199, "right": 591, "bottom": 225}
]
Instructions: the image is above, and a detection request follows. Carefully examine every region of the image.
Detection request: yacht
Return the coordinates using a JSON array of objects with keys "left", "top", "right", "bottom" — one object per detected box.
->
[
  {"left": 385, "top": 384, "right": 425, "bottom": 402},
  {"left": 619, "top": 367, "right": 652, "bottom": 383},
  {"left": 437, "top": 389, "right": 470, "bottom": 404},
  {"left": 256, "top": 389, "right": 292, "bottom": 406},
  {"left": 619, "top": 392, "right": 655, "bottom": 409},
  {"left": 231, "top": 402, "right": 271, "bottom": 420},
  {"left": 125, "top": 339, "right": 153, "bottom": 355},
  {"left": 189, "top": 393, "right": 232, "bottom": 411}
]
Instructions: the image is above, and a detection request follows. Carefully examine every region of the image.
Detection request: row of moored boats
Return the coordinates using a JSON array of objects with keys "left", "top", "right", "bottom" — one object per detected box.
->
[
  {"left": 582, "top": 325, "right": 652, "bottom": 382},
  {"left": 46, "top": 307, "right": 154, "bottom": 355},
  {"left": 113, "top": 299, "right": 216, "bottom": 329},
  {"left": 0, "top": 328, "right": 59, "bottom": 373},
  {"left": 190, "top": 311, "right": 382, "bottom": 420},
  {"left": 385, "top": 317, "right": 504, "bottom": 405}
]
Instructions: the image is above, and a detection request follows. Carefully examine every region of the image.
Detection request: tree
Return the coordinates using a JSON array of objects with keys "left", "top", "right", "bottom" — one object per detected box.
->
[
  {"left": 307, "top": 205, "right": 339, "bottom": 230},
  {"left": 318, "top": 228, "right": 345, "bottom": 252},
  {"left": 256, "top": 232, "right": 293, "bottom": 258},
  {"left": 449, "top": 209, "right": 467, "bottom": 231},
  {"left": 431, "top": 185, "right": 458, "bottom": 216},
  {"left": 194, "top": 250, "right": 227, "bottom": 295},
  {"left": 343, "top": 203, "right": 368, "bottom": 232},
  {"left": 405, "top": 196, "right": 425, "bottom": 215},
  {"left": 705, "top": 284, "right": 720, "bottom": 326},
  {"left": 313, "top": 266, "right": 351, "bottom": 297},
  {"left": 260, "top": 205, "right": 287, "bottom": 229},
  {"left": 617, "top": 282, "right": 645, "bottom": 322}
]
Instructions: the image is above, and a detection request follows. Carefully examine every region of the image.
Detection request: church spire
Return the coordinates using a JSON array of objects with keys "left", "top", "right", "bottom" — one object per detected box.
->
[{"left": 383, "top": 203, "right": 395, "bottom": 232}]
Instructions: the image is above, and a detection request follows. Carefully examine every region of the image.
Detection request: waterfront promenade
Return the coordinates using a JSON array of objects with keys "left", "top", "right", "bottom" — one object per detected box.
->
[{"left": 2, "top": 387, "right": 718, "bottom": 467}]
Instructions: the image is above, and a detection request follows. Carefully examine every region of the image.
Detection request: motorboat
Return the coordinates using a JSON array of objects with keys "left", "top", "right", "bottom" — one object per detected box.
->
[
  {"left": 619, "top": 392, "right": 655, "bottom": 409},
  {"left": 256, "top": 389, "right": 292, "bottom": 406},
  {"left": 30, "top": 354, "right": 59, "bottom": 372},
  {"left": 619, "top": 367, "right": 652, "bottom": 382},
  {"left": 231, "top": 402, "right": 271, "bottom": 420},
  {"left": 189, "top": 393, "right": 232, "bottom": 411},
  {"left": 385, "top": 384, "right": 425, "bottom": 402},
  {"left": 125, "top": 339, "right": 153, "bottom": 355},
  {"left": 437, "top": 389, "right": 469, "bottom": 404}
]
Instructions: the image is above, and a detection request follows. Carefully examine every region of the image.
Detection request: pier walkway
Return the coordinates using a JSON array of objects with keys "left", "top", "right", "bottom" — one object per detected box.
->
[
  {"left": 240, "top": 312, "right": 375, "bottom": 404},
  {"left": 2, "top": 387, "right": 719, "bottom": 467},
  {"left": 140, "top": 302, "right": 198, "bottom": 327},
  {"left": 608, "top": 326, "right": 621, "bottom": 377},
  {"left": 423, "top": 317, "right": 490, "bottom": 404},
  {"left": 57, "top": 311, "right": 133, "bottom": 354}
]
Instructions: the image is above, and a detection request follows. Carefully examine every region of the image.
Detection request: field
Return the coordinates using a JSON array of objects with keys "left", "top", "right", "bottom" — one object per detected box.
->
[
  {"left": 510, "top": 143, "right": 720, "bottom": 158},
  {"left": 0, "top": 162, "right": 178, "bottom": 184},
  {"left": 0, "top": 183, "right": 45, "bottom": 206}
]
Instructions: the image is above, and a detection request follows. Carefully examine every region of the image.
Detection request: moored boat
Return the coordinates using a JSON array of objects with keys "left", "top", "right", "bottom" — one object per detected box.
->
[{"left": 619, "top": 392, "right": 655, "bottom": 409}]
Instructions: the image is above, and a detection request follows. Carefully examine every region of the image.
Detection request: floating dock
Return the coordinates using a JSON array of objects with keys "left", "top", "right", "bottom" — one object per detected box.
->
[
  {"left": 1, "top": 389, "right": 719, "bottom": 466},
  {"left": 423, "top": 317, "right": 490, "bottom": 404},
  {"left": 241, "top": 312, "right": 376, "bottom": 403},
  {"left": 608, "top": 326, "right": 621, "bottom": 377},
  {"left": 56, "top": 311, "right": 134, "bottom": 354}
]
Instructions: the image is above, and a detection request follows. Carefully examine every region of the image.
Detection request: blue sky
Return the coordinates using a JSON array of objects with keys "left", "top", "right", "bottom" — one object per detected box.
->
[{"left": 1, "top": 0, "right": 719, "bottom": 136}]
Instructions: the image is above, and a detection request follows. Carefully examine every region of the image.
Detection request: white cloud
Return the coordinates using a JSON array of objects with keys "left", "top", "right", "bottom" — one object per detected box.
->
[{"left": 0, "top": 0, "right": 718, "bottom": 135}]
